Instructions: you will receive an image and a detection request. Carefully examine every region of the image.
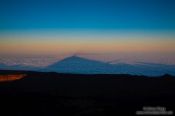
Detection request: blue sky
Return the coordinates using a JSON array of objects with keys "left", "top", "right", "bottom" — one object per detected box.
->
[{"left": 0, "top": 0, "right": 175, "bottom": 30}]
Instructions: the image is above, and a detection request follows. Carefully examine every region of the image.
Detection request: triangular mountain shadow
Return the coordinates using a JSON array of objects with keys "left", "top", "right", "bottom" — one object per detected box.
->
[
  {"left": 46, "top": 55, "right": 113, "bottom": 74},
  {"left": 2, "top": 55, "right": 175, "bottom": 76},
  {"left": 45, "top": 55, "right": 175, "bottom": 76}
]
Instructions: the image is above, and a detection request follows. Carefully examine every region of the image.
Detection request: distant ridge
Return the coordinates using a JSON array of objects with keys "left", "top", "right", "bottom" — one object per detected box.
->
[
  {"left": 46, "top": 55, "right": 113, "bottom": 74},
  {"left": 45, "top": 55, "right": 175, "bottom": 76},
  {"left": 0, "top": 63, "right": 39, "bottom": 71},
  {"left": 1, "top": 56, "right": 175, "bottom": 76}
]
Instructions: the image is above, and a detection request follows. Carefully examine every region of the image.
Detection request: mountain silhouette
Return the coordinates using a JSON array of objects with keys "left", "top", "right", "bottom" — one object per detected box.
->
[
  {"left": 1, "top": 56, "right": 175, "bottom": 76},
  {"left": 46, "top": 55, "right": 113, "bottom": 74},
  {"left": 45, "top": 55, "right": 175, "bottom": 76}
]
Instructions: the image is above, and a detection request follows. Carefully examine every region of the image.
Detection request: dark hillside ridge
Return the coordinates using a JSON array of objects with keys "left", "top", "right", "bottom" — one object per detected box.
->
[{"left": 0, "top": 70, "right": 175, "bottom": 116}]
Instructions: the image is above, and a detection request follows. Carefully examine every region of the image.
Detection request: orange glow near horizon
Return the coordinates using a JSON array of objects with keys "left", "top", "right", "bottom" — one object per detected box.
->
[
  {"left": 0, "top": 30, "right": 175, "bottom": 65},
  {"left": 1, "top": 37, "right": 175, "bottom": 55}
]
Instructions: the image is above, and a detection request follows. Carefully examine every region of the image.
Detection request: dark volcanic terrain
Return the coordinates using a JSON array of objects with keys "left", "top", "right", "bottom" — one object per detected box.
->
[{"left": 0, "top": 70, "right": 175, "bottom": 116}]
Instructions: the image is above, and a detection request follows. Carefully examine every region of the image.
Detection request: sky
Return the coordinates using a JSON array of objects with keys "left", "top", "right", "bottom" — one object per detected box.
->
[{"left": 0, "top": 0, "right": 175, "bottom": 65}]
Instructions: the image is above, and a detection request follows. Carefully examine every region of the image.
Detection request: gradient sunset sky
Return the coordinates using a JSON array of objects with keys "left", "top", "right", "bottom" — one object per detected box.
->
[{"left": 0, "top": 0, "right": 175, "bottom": 64}]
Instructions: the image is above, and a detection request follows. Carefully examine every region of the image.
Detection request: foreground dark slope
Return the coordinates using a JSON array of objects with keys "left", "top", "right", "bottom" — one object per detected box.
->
[{"left": 0, "top": 70, "right": 175, "bottom": 116}]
